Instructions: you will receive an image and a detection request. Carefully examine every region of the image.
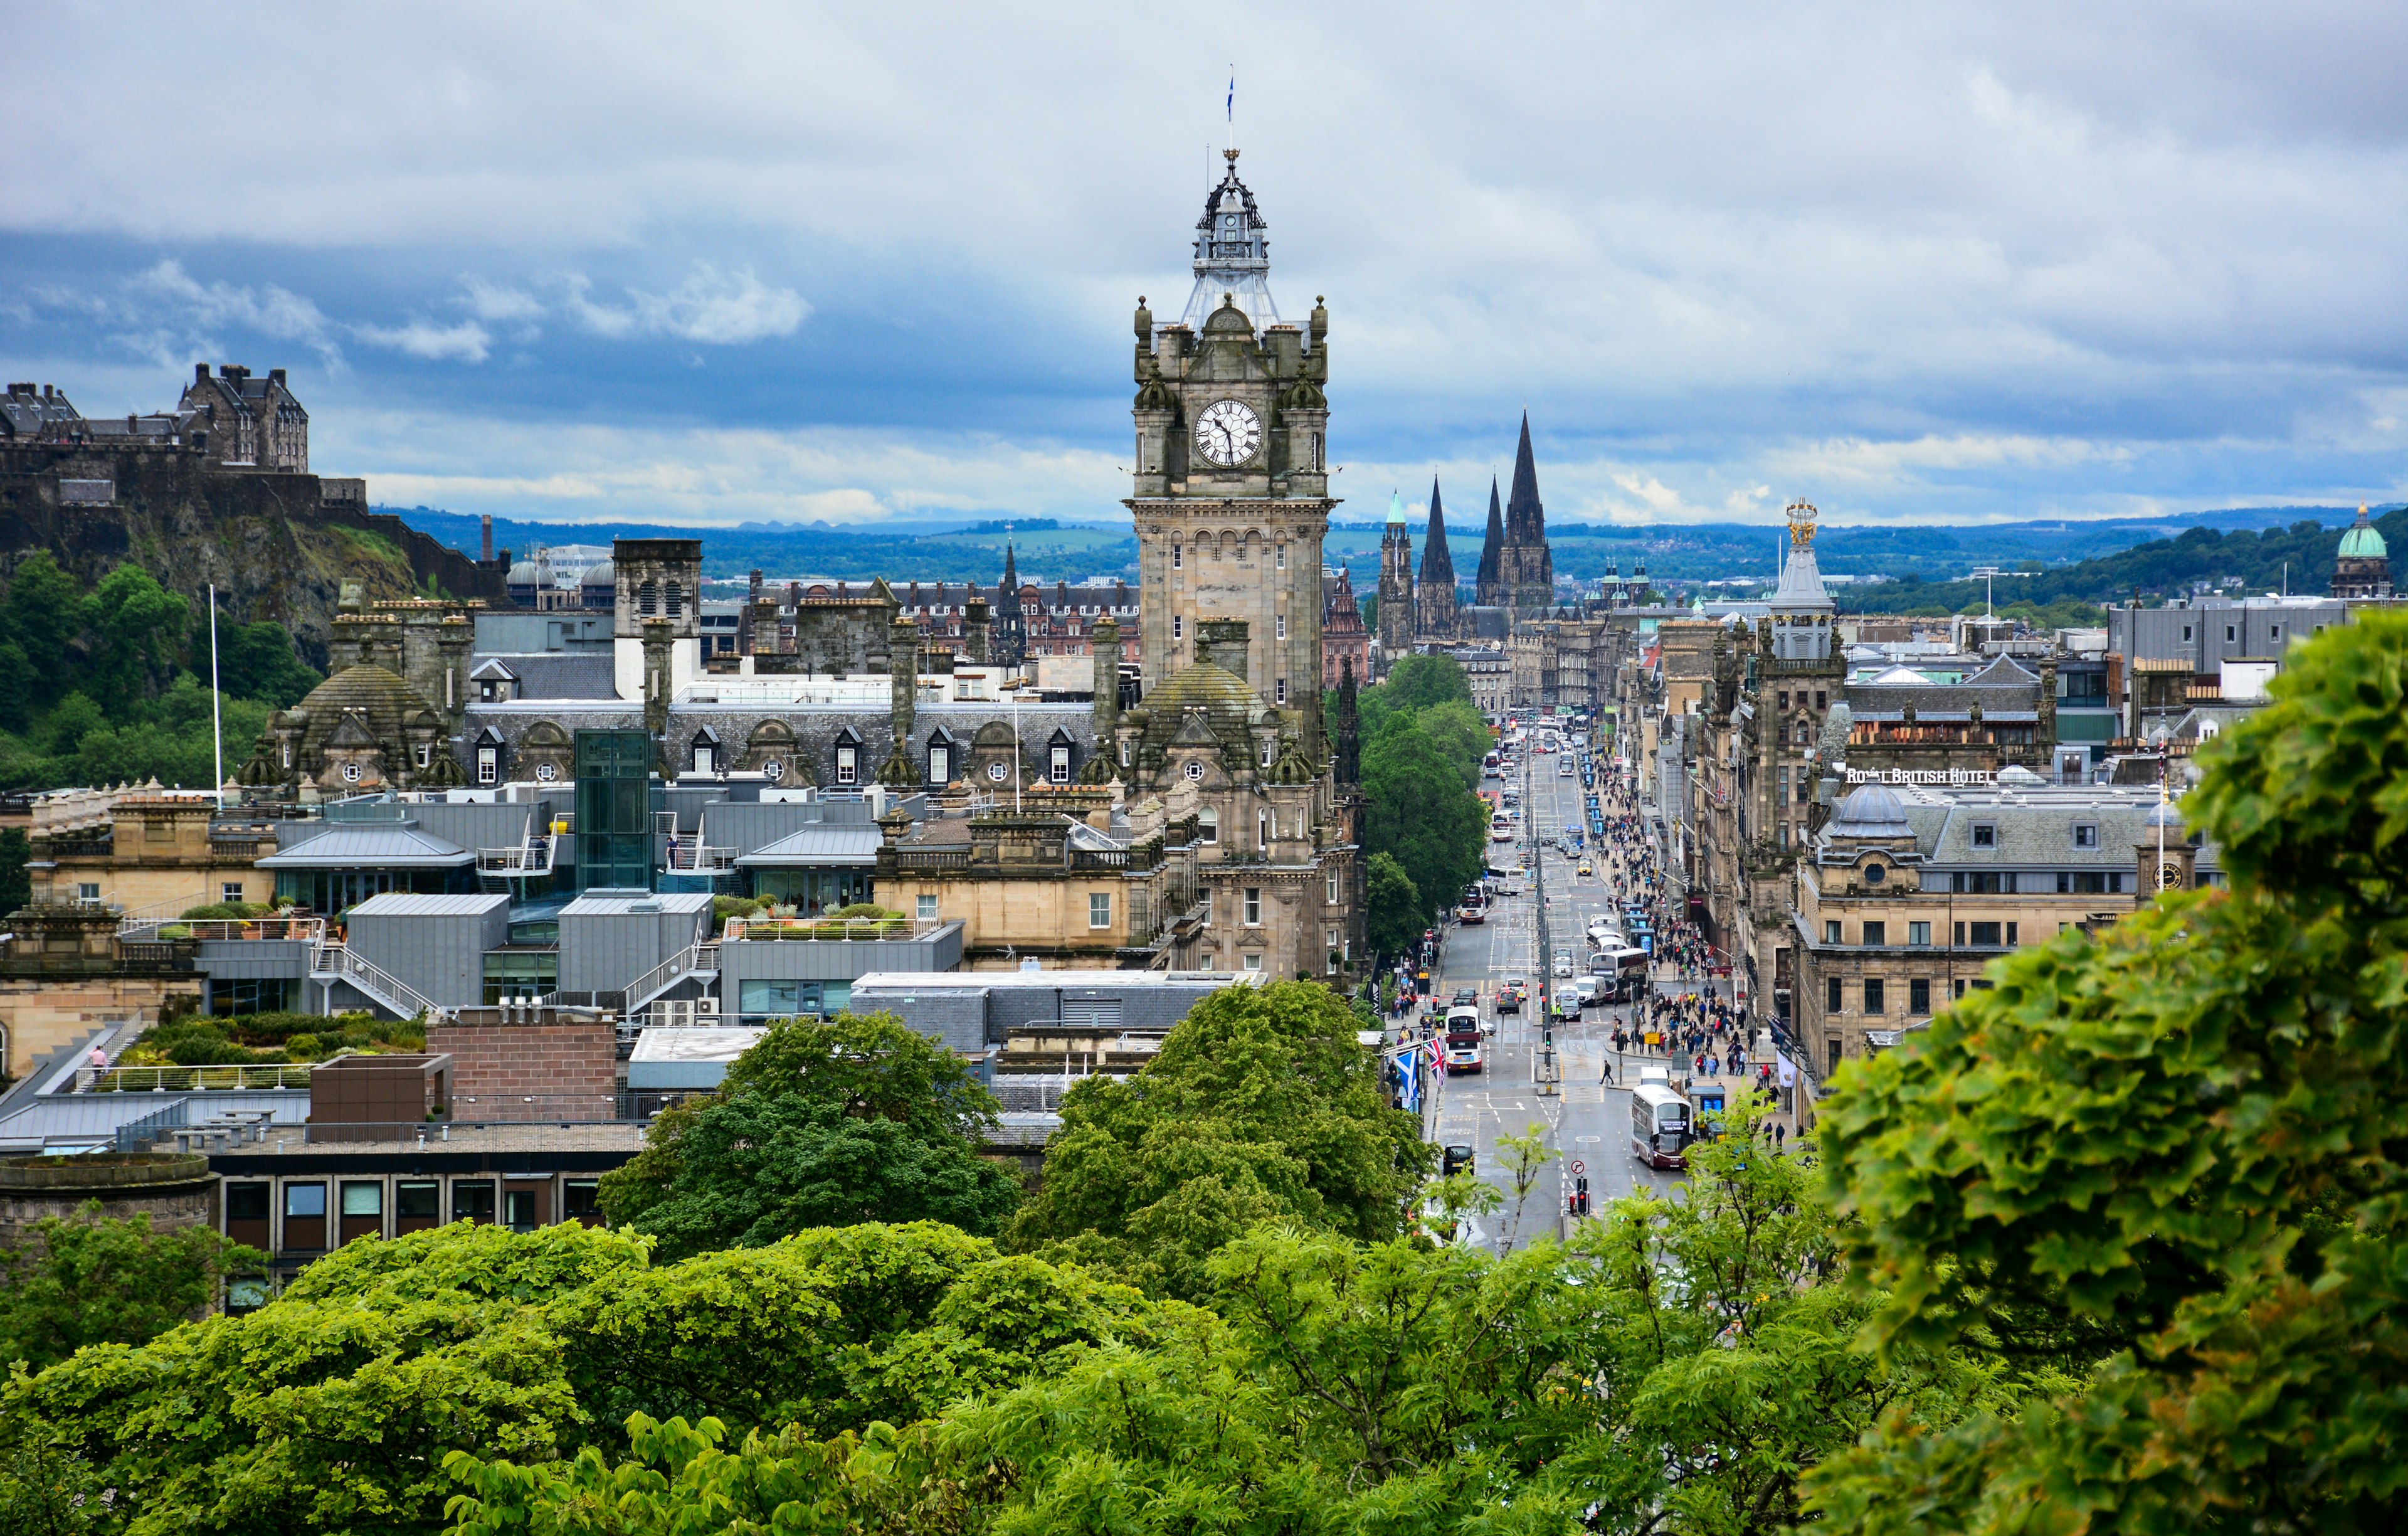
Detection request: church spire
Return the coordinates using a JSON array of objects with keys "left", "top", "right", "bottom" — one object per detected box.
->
[
  {"left": 1417, "top": 478, "right": 1457, "bottom": 591},
  {"left": 1476, "top": 477, "right": 1506, "bottom": 603},
  {"left": 1506, "top": 411, "right": 1545, "bottom": 541}
]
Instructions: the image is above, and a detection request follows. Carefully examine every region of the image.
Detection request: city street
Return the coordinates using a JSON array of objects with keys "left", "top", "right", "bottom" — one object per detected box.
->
[{"left": 1422, "top": 739, "right": 1682, "bottom": 1251}]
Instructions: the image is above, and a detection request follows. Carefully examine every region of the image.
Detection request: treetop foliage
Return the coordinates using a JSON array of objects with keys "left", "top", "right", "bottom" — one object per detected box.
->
[{"left": 1814, "top": 609, "right": 2408, "bottom": 1529}]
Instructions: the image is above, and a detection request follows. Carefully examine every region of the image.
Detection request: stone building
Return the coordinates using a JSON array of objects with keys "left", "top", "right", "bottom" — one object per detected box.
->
[
  {"left": 173, "top": 363, "right": 309, "bottom": 472},
  {"left": 1475, "top": 415, "right": 1555, "bottom": 613},
  {"left": 1117, "top": 147, "right": 1360, "bottom": 975},
  {"left": 1788, "top": 777, "right": 2210, "bottom": 1077},
  {"left": 1321, "top": 567, "right": 1370, "bottom": 689},
  {"left": 1376, "top": 492, "right": 1414, "bottom": 671},
  {"left": 1415, "top": 477, "right": 1463, "bottom": 643},
  {"left": 2333, "top": 502, "right": 2393, "bottom": 600},
  {"left": 26, "top": 788, "right": 278, "bottom": 915},
  {"left": 0, "top": 904, "right": 203, "bottom": 1081}
]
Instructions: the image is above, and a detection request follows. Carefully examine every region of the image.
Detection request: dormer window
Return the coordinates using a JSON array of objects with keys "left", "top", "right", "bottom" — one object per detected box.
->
[{"left": 1972, "top": 823, "right": 1997, "bottom": 848}]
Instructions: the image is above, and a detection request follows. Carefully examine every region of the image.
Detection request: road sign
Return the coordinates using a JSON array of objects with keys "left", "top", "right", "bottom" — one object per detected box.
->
[{"left": 1570, "top": 1159, "right": 1586, "bottom": 1175}]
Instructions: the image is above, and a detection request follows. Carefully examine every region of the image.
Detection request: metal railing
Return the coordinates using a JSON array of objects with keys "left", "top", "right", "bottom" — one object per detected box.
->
[
  {"left": 662, "top": 844, "right": 736, "bottom": 874},
  {"left": 112, "top": 1098, "right": 191, "bottom": 1150},
  {"left": 80, "top": 1063, "right": 314, "bottom": 1093},
  {"left": 312, "top": 942, "right": 445, "bottom": 1020},
  {"left": 296, "top": 1090, "right": 702, "bottom": 1141},
  {"left": 721, "top": 917, "right": 944, "bottom": 943},
  {"left": 477, "top": 835, "right": 555, "bottom": 875},
  {"left": 119, "top": 916, "right": 325, "bottom": 944},
  {"left": 617, "top": 943, "right": 721, "bottom": 1016}
]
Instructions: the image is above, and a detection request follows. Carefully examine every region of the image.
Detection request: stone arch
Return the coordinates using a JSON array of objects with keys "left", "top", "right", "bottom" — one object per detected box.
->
[
  {"left": 742, "top": 718, "right": 804, "bottom": 784},
  {"left": 518, "top": 719, "right": 574, "bottom": 786}
]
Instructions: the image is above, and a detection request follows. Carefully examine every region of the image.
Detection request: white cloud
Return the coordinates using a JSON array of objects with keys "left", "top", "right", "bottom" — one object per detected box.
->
[
  {"left": 562, "top": 264, "right": 808, "bottom": 344},
  {"left": 461, "top": 277, "right": 543, "bottom": 326},
  {"left": 126, "top": 259, "right": 343, "bottom": 368},
  {"left": 352, "top": 318, "right": 492, "bottom": 363}
]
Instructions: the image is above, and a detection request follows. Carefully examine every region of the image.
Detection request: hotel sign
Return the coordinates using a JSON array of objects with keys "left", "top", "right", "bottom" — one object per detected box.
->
[{"left": 1844, "top": 767, "right": 1993, "bottom": 786}]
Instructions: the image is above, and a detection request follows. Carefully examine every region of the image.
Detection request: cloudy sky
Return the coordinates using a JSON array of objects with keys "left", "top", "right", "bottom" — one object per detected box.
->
[{"left": 5, "top": 2, "right": 2407, "bottom": 531}]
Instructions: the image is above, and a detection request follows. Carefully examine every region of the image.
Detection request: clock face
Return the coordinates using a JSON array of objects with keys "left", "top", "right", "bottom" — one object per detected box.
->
[
  {"left": 987, "top": 762, "right": 1009, "bottom": 782},
  {"left": 2158, "top": 862, "right": 2184, "bottom": 889},
  {"left": 1193, "top": 399, "right": 1262, "bottom": 467}
]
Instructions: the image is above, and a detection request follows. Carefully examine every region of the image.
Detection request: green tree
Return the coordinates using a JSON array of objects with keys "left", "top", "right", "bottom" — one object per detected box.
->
[
  {"left": 4, "top": 554, "right": 84, "bottom": 707},
  {"left": 1363, "top": 849, "right": 1422, "bottom": 957},
  {"left": 80, "top": 566, "right": 187, "bottom": 702},
  {"left": 1376, "top": 651, "right": 1472, "bottom": 712},
  {"left": 1008, "top": 978, "right": 1430, "bottom": 1298},
  {"left": 1810, "top": 610, "right": 2408, "bottom": 1532},
  {"left": 213, "top": 620, "right": 320, "bottom": 707},
  {"left": 0, "top": 1205, "right": 265, "bottom": 1371},
  {"left": 598, "top": 1012, "right": 1019, "bottom": 1261},
  {"left": 1414, "top": 697, "right": 1493, "bottom": 788},
  {"left": 1361, "top": 718, "right": 1488, "bottom": 929}
]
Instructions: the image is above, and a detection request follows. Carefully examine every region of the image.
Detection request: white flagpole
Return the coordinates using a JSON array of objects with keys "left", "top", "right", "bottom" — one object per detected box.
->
[{"left": 208, "top": 583, "right": 224, "bottom": 808}]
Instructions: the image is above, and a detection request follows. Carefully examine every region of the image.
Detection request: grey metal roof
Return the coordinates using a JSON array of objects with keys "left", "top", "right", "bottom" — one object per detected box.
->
[
  {"left": 485, "top": 652, "right": 620, "bottom": 700},
  {"left": 561, "top": 892, "right": 716, "bottom": 915},
  {"left": 734, "top": 825, "right": 885, "bottom": 867},
  {"left": 347, "top": 892, "right": 510, "bottom": 917},
  {"left": 257, "top": 825, "right": 473, "bottom": 868}
]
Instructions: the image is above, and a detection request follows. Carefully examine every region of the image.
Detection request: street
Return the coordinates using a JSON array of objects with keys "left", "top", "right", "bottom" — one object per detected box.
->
[{"left": 1422, "top": 741, "right": 1682, "bottom": 1250}]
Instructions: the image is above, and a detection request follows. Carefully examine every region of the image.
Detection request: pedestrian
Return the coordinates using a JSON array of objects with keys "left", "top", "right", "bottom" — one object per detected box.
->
[{"left": 1775, "top": 1122, "right": 1787, "bottom": 1154}]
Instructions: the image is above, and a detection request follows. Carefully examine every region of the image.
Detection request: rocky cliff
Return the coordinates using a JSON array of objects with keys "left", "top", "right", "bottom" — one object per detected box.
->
[{"left": 0, "top": 444, "right": 505, "bottom": 669}]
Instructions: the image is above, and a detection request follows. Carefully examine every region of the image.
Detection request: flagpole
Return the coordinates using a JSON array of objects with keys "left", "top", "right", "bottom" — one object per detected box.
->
[{"left": 208, "top": 583, "right": 224, "bottom": 809}]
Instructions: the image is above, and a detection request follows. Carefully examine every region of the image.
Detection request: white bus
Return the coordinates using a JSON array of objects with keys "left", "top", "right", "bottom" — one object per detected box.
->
[{"left": 1630, "top": 1084, "right": 1691, "bottom": 1170}]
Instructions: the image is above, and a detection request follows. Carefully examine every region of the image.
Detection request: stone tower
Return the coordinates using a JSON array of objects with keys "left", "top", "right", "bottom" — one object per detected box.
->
[
  {"left": 1415, "top": 476, "right": 1460, "bottom": 641},
  {"left": 991, "top": 541, "right": 1027, "bottom": 669},
  {"left": 610, "top": 537, "right": 703, "bottom": 707},
  {"left": 1377, "top": 490, "right": 1415, "bottom": 669},
  {"left": 1499, "top": 413, "right": 1556, "bottom": 613},
  {"left": 1126, "top": 147, "right": 1335, "bottom": 758}
]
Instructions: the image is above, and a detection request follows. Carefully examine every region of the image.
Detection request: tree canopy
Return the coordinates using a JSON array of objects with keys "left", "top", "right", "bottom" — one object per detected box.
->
[
  {"left": 1006, "top": 978, "right": 1429, "bottom": 1298},
  {"left": 598, "top": 1012, "right": 1020, "bottom": 1261},
  {"left": 1812, "top": 608, "right": 2408, "bottom": 1530},
  {"left": 0, "top": 1205, "right": 265, "bottom": 1373}
]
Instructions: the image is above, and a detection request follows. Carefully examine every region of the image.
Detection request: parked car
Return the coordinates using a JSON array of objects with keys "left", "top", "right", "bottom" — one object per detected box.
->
[{"left": 1441, "top": 1143, "right": 1476, "bottom": 1176}]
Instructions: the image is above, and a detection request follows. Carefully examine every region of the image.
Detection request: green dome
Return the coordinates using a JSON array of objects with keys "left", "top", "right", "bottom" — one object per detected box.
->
[{"left": 2340, "top": 519, "right": 2389, "bottom": 559}]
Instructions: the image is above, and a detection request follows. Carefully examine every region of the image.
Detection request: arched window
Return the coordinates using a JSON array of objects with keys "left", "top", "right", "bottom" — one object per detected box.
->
[
  {"left": 1197, "top": 807, "right": 1218, "bottom": 844},
  {"left": 638, "top": 580, "right": 658, "bottom": 616},
  {"left": 666, "top": 581, "right": 684, "bottom": 618}
]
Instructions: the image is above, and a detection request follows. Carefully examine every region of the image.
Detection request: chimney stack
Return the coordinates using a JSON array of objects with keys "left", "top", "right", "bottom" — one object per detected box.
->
[{"left": 480, "top": 514, "right": 493, "bottom": 563}]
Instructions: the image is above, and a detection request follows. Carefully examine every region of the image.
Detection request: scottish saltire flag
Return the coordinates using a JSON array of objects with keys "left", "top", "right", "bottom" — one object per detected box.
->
[
  {"left": 1227, "top": 72, "right": 1235, "bottom": 122},
  {"left": 1397, "top": 1052, "right": 1419, "bottom": 1113}
]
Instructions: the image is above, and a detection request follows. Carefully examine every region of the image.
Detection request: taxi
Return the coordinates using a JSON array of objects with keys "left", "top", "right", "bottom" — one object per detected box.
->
[{"left": 1577, "top": 859, "right": 1594, "bottom": 877}]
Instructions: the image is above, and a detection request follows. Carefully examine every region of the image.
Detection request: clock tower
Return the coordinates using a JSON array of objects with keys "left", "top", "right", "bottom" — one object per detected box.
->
[{"left": 1127, "top": 148, "right": 1335, "bottom": 762}]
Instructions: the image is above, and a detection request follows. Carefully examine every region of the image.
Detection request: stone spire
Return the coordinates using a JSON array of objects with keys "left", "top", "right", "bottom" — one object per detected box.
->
[
  {"left": 1415, "top": 477, "right": 1460, "bottom": 641},
  {"left": 1503, "top": 411, "right": 1555, "bottom": 611},
  {"left": 1476, "top": 477, "right": 1506, "bottom": 603},
  {"left": 1376, "top": 491, "right": 1415, "bottom": 664},
  {"left": 991, "top": 540, "right": 1027, "bottom": 669}
]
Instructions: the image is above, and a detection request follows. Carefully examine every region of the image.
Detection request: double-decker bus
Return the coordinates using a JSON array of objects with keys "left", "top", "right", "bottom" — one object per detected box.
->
[{"left": 1630, "top": 1084, "right": 1691, "bottom": 1169}]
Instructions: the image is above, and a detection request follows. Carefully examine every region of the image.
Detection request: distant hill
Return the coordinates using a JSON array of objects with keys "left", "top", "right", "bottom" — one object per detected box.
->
[{"left": 390, "top": 509, "right": 1139, "bottom": 586}]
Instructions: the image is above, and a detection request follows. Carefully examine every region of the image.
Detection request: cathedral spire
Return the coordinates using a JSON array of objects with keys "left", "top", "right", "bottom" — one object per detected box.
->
[
  {"left": 1476, "top": 477, "right": 1506, "bottom": 603},
  {"left": 1506, "top": 411, "right": 1544, "bottom": 541},
  {"left": 1417, "top": 477, "right": 1456, "bottom": 591}
]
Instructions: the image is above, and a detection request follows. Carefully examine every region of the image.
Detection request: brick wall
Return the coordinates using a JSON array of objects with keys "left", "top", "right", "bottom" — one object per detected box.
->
[{"left": 425, "top": 1023, "right": 616, "bottom": 1116}]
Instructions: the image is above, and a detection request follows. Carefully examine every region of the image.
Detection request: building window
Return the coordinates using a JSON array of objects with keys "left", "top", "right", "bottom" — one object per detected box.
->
[
  {"left": 1276, "top": 614, "right": 1287, "bottom": 639},
  {"left": 452, "top": 1180, "right": 496, "bottom": 1224},
  {"left": 77, "top": 882, "right": 100, "bottom": 904},
  {"left": 917, "top": 894, "right": 939, "bottom": 923},
  {"left": 1862, "top": 921, "right": 1886, "bottom": 946},
  {"left": 1173, "top": 615, "right": 1183, "bottom": 640},
  {"left": 928, "top": 744, "right": 951, "bottom": 783},
  {"left": 835, "top": 745, "right": 857, "bottom": 785},
  {"left": 2270, "top": 623, "right": 2282, "bottom": 641},
  {"left": 1824, "top": 919, "right": 1841, "bottom": 944},
  {"left": 2006, "top": 921, "right": 2019, "bottom": 945},
  {"left": 1275, "top": 678, "right": 1287, "bottom": 704},
  {"left": 1049, "top": 746, "right": 1071, "bottom": 783},
  {"left": 1244, "top": 953, "right": 1263, "bottom": 972},
  {"left": 1198, "top": 807, "right": 1218, "bottom": 844},
  {"left": 1969, "top": 921, "right": 2002, "bottom": 946},
  {"left": 1258, "top": 810, "right": 1269, "bottom": 848},
  {"left": 1778, "top": 692, "right": 1788, "bottom": 710},
  {"left": 1090, "top": 892, "right": 1112, "bottom": 929},
  {"left": 1244, "top": 887, "right": 1262, "bottom": 926},
  {"left": 694, "top": 743, "right": 716, "bottom": 776},
  {"left": 1172, "top": 545, "right": 1183, "bottom": 569},
  {"left": 1910, "top": 977, "right": 1931, "bottom": 1014},
  {"left": 1864, "top": 978, "right": 1885, "bottom": 1013},
  {"left": 1908, "top": 921, "right": 1930, "bottom": 946},
  {"left": 1275, "top": 545, "right": 1287, "bottom": 569},
  {"left": 221, "top": 881, "right": 245, "bottom": 904},
  {"left": 477, "top": 746, "right": 499, "bottom": 785},
  {"left": 1815, "top": 692, "right": 1827, "bottom": 711},
  {"left": 1826, "top": 975, "right": 1844, "bottom": 1012},
  {"left": 1326, "top": 871, "right": 1339, "bottom": 904},
  {"left": 2225, "top": 625, "right": 2237, "bottom": 644},
  {"left": 1829, "top": 1038, "right": 1844, "bottom": 1076},
  {"left": 2074, "top": 823, "right": 2098, "bottom": 849}
]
